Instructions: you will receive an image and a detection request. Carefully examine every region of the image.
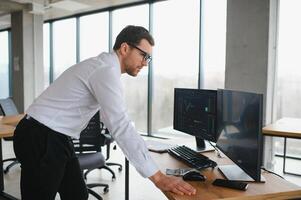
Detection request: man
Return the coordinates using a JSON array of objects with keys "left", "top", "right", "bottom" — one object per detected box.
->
[{"left": 13, "top": 25, "right": 196, "bottom": 200}]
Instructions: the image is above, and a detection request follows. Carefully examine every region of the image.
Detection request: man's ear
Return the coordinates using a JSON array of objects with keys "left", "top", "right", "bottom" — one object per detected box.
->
[{"left": 120, "top": 42, "right": 129, "bottom": 56}]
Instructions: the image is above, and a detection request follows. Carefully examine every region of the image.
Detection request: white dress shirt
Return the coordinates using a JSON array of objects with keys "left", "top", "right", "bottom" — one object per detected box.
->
[{"left": 26, "top": 52, "right": 158, "bottom": 178}]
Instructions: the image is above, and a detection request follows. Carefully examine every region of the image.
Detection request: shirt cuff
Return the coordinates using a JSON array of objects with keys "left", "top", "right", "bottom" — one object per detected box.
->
[{"left": 134, "top": 156, "right": 159, "bottom": 178}]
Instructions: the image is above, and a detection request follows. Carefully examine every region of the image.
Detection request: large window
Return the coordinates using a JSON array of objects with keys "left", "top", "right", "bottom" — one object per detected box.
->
[
  {"left": 275, "top": 0, "right": 301, "bottom": 162},
  {"left": 202, "top": 0, "right": 227, "bottom": 89},
  {"left": 79, "top": 12, "right": 109, "bottom": 61},
  {"left": 0, "top": 31, "right": 10, "bottom": 98},
  {"left": 53, "top": 18, "right": 76, "bottom": 80},
  {"left": 112, "top": 5, "right": 149, "bottom": 132},
  {"left": 43, "top": 1, "right": 227, "bottom": 137},
  {"left": 43, "top": 23, "right": 50, "bottom": 88},
  {"left": 152, "top": 0, "right": 200, "bottom": 135}
]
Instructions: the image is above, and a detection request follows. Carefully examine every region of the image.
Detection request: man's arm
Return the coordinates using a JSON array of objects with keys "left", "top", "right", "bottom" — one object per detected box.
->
[
  {"left": 88, "top": 60, "right": 196, "bottom": 195},
  {"left": 149, "top": 171, "right": 196, "bottom": 196}
]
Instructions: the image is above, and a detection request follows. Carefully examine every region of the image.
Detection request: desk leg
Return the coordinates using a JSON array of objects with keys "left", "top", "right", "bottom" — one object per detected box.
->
[
  {"left": 0, "top": 139, "right": 19, "bottom": 200},
  {"left": 125, "top": 158, "right": 129, "bottom": 200},
  {"left": 0, "top": 139, "right": 3, "bottom": 192},
  {"left": 283, "top": 137, "right": 287, "bottom": 174},
  {"left": 281, "top": 137, "right": 301, "bottom": 176}
]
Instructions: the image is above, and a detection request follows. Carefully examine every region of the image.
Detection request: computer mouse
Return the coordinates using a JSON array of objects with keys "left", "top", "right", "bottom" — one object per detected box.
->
[{"left": 182, "top": 170, "right": 206, "bottom": 181}]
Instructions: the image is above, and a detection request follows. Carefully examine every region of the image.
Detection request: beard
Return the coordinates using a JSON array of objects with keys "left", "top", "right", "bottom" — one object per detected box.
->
[{"left": 126, "top": 66, "right": 140, "bottom": 77}]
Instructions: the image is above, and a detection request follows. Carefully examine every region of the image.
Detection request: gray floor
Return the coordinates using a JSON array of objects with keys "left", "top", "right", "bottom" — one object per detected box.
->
[{"left": 1, "top": 139, "right": 301, "bottom": 200}]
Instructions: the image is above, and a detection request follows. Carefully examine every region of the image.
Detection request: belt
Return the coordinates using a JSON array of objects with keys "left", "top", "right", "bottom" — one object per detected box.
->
[
  {"left": 25, "top": 114, "right": 73, "bottom": 141},
  {"left": 25, "top": 114, "right": 42, "bottom": 125}
]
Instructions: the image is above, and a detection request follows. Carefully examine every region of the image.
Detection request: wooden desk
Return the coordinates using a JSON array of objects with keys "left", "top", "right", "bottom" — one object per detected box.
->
[
  {"left": 0, "top": 124, "right": 15, "bottom": 138},
  {"left": 0, "top": 114, "right": 24, "bottom": 127},
  {"left": 0, "top": 115, "right": 22, "bottom": 200},
  {"left": 0, "top": 114, "right": 24, "bottom": 139},
  {"left": 262, "top": 118, "right": 301, "bottom": 176},
  {"left": 262, "top": 118, "right": 301, "bottom": 139},
  {"left": 150, "top": 148, "right": 301, "bottom": 200}
]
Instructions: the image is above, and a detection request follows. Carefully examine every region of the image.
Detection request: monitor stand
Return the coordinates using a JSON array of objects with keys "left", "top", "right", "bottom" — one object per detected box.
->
[
  {"left": 193, "top": 137, "right": 215, "bottom": 153},
  {"left": 218, "top": 165, "right": 266, "bottom": 182}
]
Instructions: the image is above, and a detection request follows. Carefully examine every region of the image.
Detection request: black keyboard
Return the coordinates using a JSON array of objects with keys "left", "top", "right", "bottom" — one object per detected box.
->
[{"left": 167, "top": 145, "right": 217, "bottom": 170}]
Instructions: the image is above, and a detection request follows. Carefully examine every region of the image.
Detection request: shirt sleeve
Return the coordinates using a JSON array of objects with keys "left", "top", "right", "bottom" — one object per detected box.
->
[{"left": 87, "top": 66, "right": 159, "bottom": 178}]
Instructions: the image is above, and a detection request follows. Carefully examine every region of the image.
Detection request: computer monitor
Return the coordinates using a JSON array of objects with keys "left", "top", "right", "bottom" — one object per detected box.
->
[
  {"left": 216, "top": 89, "right": 264, "bottom": 182},
  {"left": 173, "top": 88, "right": 218, "bottom": 151}
]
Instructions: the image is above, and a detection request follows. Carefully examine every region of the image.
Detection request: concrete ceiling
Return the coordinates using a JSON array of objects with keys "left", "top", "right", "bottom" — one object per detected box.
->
[{"left": 0, "top": 0, "right": 146, "bottom": 29}]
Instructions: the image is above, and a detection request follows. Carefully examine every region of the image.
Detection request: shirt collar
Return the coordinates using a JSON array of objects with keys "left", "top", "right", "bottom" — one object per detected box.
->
[{"left": 111, "top": 51, "right": 121, "bottom": 76}]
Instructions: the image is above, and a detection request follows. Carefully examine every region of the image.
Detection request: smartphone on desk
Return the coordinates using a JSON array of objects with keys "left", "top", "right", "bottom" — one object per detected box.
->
[{"left": 212, "top": 179, "right": 248, "bottom": 191}]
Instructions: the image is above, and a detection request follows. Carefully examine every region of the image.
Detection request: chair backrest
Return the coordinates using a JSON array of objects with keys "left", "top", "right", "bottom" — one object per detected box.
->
[
  {"left": 0, "top": 98, "right": 19, "bottom": 116},
  {"left": 0, "top": 98, "right": 19, "bottom": 141},
  {"left": 74, "top": 112, "right": 106, "bottom": 153}
]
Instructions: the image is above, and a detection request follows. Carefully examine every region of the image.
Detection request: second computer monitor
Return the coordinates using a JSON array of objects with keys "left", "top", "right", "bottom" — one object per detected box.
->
[
  {"left": 216, "top": 89, "right": 264, "bottom": 182},
  {"left": 173, "top": 88, "right": 218, "bottom": 151}
]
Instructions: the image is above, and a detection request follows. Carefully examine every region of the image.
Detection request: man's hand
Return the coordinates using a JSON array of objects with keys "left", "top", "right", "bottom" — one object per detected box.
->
[{"left": 149, "top": 171, "right": 196, "bottom": 196}]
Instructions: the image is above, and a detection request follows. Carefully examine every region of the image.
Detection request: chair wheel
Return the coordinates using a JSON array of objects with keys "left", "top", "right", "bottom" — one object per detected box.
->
[
  {"left": 118, "top": 166, "right": 122, "bottom": 172},
  {"left": 104, "top": 187, "right": 109, "bottom": 193},
  {"left": 3, "top": 169, "right": 8, "bottom": 174}
]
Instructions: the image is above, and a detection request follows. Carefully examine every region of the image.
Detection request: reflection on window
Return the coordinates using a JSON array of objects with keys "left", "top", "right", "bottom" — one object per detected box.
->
[
  {"left": 53, "top": 18, "right": 76, "bottom": 79},
  {"left": 43, "top": 23, "right": 50, "bottom": 88},
  {"left": 112, "top": 5, "right": 149, "bottom": 132},
  {"left": 152, "top": 0, "right": 200, "bottom": 135},
  {"left": 80, "top": 12, "right": 109, "bottom": 61},
  {"left": 202, "top": 0, "right": 227, "bottom": 89},
  {"left": 275, "top": 0, "right": 301, "bottom": 157},
  {"left": 0, "top": 31, "right": 9, "bottom": 98}
]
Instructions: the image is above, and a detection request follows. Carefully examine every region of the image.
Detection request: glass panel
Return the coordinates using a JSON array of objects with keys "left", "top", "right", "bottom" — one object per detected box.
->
[
  {"left": 0, "top": 31, "right": 10, "bottom": 98},
  {"left": 53, "top": 18, "right": 76, "bottom": 79},
  {"left": 43, "top": 23, "right": 50, "bottom": 88},
  {"left": 112, "top": 5, "right": 149, "bottom": 132},
  {"left": 276, "top": 0, "right": 301, "bottom": 157},
  {"left": 112, "top": 5, "right": 149, "bottom": 44},
  {"left": 202, "top": 0, "right": 227, "bottom": 89},
  {"left": 152, "top": 0, "right": 200, "bottom": 136},
  {"left": 80, "top": 12, "right": 109, "bottom": 61}
]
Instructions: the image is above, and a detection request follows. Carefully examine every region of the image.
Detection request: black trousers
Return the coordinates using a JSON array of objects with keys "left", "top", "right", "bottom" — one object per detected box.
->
[{"left": 13, "top": 117, "right": 88, "bottom": 200}]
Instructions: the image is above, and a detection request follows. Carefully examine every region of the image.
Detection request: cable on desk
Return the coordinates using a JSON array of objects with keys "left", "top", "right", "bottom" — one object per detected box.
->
[
  {"left": 209, "top": 141, "right": 223, "bottom": 158},
  {"left": 261, "top": 167, "right": 284, "bottom": 179}
]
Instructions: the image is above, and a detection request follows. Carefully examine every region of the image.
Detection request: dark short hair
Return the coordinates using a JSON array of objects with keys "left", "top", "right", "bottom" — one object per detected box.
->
[{"left": 113, "top": 25, "right": 154, "bottom": 50}]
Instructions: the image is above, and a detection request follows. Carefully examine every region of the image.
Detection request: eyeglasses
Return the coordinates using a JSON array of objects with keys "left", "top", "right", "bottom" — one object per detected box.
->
[{"left": 127, "top": 43, "right": 152, "bottom": 63}]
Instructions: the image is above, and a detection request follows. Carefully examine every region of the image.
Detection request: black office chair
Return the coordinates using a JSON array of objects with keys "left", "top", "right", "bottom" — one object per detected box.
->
[
  {"left": 0, "top": 98, "right": 20, "bottom": 174},
  {"left": 73, "top": 112, "right": 110, "bottom": 200},
  {"left": 83, "top": 122, "right": 122, "bottom": 180}
]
